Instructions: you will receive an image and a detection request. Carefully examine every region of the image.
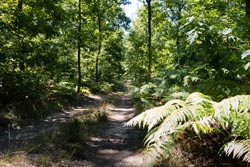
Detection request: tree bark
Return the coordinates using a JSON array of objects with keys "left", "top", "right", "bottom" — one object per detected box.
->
[
  {"left": 77, "top": 0, "right": 82, "bottom": 93},
  {"left": 16, "top": 0, "right": 25, "bottom": 71},
  {"left": 246, "top": 0, "right": 250, "bottom": 16},
  {"left": 96, "top": 0, "right": 102, "bottom": 83},
  {"left": 146, "top": 0, "right": 152, "bottom": 77},
  {"left": 175, "top": 6, "right": 183, "bottom": 66}
]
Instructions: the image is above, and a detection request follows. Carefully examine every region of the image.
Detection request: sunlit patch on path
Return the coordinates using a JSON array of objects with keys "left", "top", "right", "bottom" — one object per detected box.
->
[
  {"left": 82, "top": 92, "right": 143, "bottom": 167},
  {"left": 0, "top": 92, "right": 144, "bottom": 166}
]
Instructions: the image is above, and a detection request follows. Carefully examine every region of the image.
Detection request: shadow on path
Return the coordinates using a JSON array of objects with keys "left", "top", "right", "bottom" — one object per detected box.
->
[
  {"left": 0, "top": 92, "right": 144, "bottom": 167},
  {"left": 80, "top": 92, "right": 144, "bottom": 167}
]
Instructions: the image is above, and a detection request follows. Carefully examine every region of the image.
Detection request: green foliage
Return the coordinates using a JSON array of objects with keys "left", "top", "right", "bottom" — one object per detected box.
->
[
  {"left": 63, "top": 118, "right": 87, "bottom": 143},
  {"left": 82, "top": 80, "right": 114, "bottom": 94},
  {"left": 128, "top": 61, "right": 250, "bottom": 109},
  {"left": 1, "top": 72, "right": 48, "bottom": 100},
  {"left": 126, "top": 93, "right": 250, "bottom": 166},
  {"left": 0, "top": 71, "right": 79, "bottom": 126},
  {"left": 0, "top": 0, "right": 129, "bottom": 126},
  {"left": 125, "top": 0, "right": 250, "bottom": 95},
  {"left": 224, "top": 140, "right": 250, "bottom": 163}
]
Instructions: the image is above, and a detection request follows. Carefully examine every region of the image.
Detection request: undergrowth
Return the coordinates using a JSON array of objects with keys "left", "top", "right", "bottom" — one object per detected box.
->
[
  {"left": 0, "top": 72, "right": 78, "bottom": 128},
  {"left": 126, "top": 92, "right": 250, "bottom": 167},
  {"left": 0, "top": 108, "right": 109, "bottom": 167}
]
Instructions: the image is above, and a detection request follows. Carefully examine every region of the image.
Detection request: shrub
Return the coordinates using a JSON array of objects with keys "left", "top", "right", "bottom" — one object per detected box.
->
[{"left": 126, "top": 92, "right": 250, "bottom": 166}]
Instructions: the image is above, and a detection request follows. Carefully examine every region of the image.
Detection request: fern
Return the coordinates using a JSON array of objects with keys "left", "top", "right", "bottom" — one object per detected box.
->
[
  {"left": 126, "top": 93, "right": 250, "bottom": 166},
  {"left": 224, "top": 140, "right": 250, "bottom": 163},
  {"left": 214, "top": 95, "right": 250, "bottom": 119},
  {"left": 125, "top": 99, "right": 186, "bottom": 130}
]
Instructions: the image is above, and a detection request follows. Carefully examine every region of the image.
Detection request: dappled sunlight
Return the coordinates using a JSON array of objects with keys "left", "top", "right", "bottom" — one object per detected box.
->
[
  {"left": 80, "top": 92, "right": 143, "bottom": 167},
  {"left": 87, "top": 94, "right": 104, "bottom": 101},
  {"left": 0, "top": 92, "right": 143, "bottom": 166},
  {"left": 110, "top": 107, "right": 135, "bottom": 112}
]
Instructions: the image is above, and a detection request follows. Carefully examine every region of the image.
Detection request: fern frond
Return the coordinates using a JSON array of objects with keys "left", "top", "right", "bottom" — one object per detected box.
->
[
  {"left": 125, "top": 99, "right": 186, "bottom": 130},
  {"left": 127, "top": 93, "right": 250, "bottom": 166},
  {"left": 184, "top": 75, "right": 201, "bottom": 87},
  {"left": 145, "top": 106, "right": 215, "bottom": 146},
  {"left": 153, "top": 106, "right": 197, "bottom": 137},
  {"left": 146, "top": 100, "right": 187, "bottom": 130},
  {"left": 214, "top": 95, "right": 250, "bottom": 120},
  {"left": 143, "top": 135, "right": 174, "bottom": 167},
  {"left": 224, "top": 140, "right": 250, "bottom": 163},
  {"left": 185, "top": 92, "right": 213, "bottom": 105},
  {"left": 191, "top": 116, "right": 217, "bottom": 135}
]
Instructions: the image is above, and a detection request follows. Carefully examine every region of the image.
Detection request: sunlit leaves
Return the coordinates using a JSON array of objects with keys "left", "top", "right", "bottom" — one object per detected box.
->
[
  {"left": 244, "top": 62, "right": 250, "bottom": 70},
  {"left": 127, "top": 93, "right": 250, "bottom": 166},
  {"left": 241, "top": 50, "right": 250, "bottom": 59},
  {"left": 224, "top": 140, "right": 250, "bottom": 163},
  {"left": 222, "top": 28, "right": 232, "bottom": 35}
]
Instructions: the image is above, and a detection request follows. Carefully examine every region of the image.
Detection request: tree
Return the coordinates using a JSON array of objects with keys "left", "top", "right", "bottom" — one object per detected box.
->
[
  {"left": 92, "top": 0, "right": 101, "bottom": 83},
  {"left": 145, "top": 0, "right": 153, "bottom": 76},
  {"left": 246, "top": 0, "right": 250, "bottom": 16},
  {"left": 78, "top": 0, "right": 129, "bottom": 84},
  {"left": 16, "top": 0, "right": 25, "bottom": 71},
  {"left": 0, "top": 0, "right": 67, "bottom": 74},
  {"left": 124, "top": 0, "right": 250, "bottom": 105},
  {"left": 77, "top": 0, "right": 82, "bottom": 93}
]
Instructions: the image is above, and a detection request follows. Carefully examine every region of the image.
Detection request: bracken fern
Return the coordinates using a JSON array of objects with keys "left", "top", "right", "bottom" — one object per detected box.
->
[{"left": 126, "top": 92, "right": 250, "bottom": 167}]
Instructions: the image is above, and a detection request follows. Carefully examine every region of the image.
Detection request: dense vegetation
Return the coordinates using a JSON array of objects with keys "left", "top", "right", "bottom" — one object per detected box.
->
[
  {"left": 0, "top": 0, "right": 250, "bottom": 166},
  {"left": 0, "top": 0, "right": 130, "bottom": 124}
]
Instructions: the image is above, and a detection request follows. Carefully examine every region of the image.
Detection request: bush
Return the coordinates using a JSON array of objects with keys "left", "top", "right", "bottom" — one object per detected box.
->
[
  {"left": 0, "top": 72, "right": 48, "bottom": 102},
  {"left": 126, "top": 93, "right": 250, "bottom": 166},
  {"left": 63, "top": 118, "right": 87, "bottom": 143},
  {"left": 0, "top": 72, "right": 78, "bottom": 126}
]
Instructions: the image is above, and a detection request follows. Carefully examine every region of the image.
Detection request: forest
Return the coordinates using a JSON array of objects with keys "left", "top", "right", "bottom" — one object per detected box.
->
[{"left": 0, "top": 0, "right": 250, "bottom": 166}]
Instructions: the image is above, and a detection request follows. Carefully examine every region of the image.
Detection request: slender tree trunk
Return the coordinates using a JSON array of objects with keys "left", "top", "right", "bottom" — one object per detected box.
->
[
  {"left": 16, "top": 0, "right": 25, "bottom": 71},
  {"left": 96, "top": 0, "right": 102, "bottom": 83},
  {"left": 246, "top": 0, "right": 250, "bottom": 16},
  {"left": 146, "top": 0, "right": 152, "bottom": 77},
  {"left": 175, "top": 7, "right": 182, "bottom": 65},
  {"left": 77, "top": 0, "right": 82, "bottom": 93}
]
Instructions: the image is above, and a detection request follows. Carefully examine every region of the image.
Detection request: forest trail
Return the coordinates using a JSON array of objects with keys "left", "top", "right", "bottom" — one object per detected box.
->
[
  {"left": 0, "top": 94, "right": 104, "bottom": 151},
  {"left": 79, "top": 92, "right": 143, "bottom": 167},
  {"left": 0, "top": 91, "right": 144, "bottom": 167}
]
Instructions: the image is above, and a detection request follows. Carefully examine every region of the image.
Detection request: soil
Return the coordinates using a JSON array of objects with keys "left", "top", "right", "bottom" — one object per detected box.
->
[
  {"left": 0, "top": 91, "right": 144, "bottom": 167},
  {"left": 66, "top": 92, "right": 144, "bottom": 167}
]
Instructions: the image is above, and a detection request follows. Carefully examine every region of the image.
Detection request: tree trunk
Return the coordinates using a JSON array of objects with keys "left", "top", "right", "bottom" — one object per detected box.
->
[
  {"left": 77, "top": 0, "right": 82, "bottom": 93},
  {"left": 146, "top": 0, "right": 152, "bottom": 77},
  {"left": 175, "top": 6, "right": 182, "bottom": 65},
  {"left": 246, "top": 0, "right": 250, "bottom": 16},
  {"left": 16, "top": 0, "right": 25, "bottom": 71},
  {"left": 96, "top": 0, "right": 102, "bottom": 83}
]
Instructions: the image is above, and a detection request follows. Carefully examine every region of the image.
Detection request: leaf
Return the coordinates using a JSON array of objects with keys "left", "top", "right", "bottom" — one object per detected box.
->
[
  {"left": 244, "top": 62, "right": 250, "bottom": 70},
  {"left": 214, "top": 95, "right": 250, "bottom": 120},
  {"left": 187, "top": 29, "right": 199, "bottom": 44},
  {"left": 125, "top": 99, "right": 186, "bottom": 130},
  {"left": 224, "top": 140, "right": 250, "bottom": 163},
  {"left": 241, "top": 50, "right": 250, "bottom": 59},
  {"left": 180, "top": 16, "right": 195, "bottom": 29},
  {"left": 126, "top": 93, "right": 250, "bottom": 166},
  {"left": 222, "top": 28, "right": 232, "bottom": 35}
]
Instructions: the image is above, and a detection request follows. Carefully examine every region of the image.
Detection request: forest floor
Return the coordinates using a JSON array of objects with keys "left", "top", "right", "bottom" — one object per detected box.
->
[
  {"left": 0, "top": 91, "right": 144, "bottom": 167},
  {"left": 0, "top": 91, "right": 248, "bottom": 167}
]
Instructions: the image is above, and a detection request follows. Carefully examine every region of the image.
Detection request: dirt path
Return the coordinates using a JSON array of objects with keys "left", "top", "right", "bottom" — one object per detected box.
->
[
  {"left": 79, "top": 92, "right": 143, "bottom": 167},
  {"left": 0, "top": 94, "right": 104, "bottom": 152},
  {"left": 0, "top": 92, "right": 144, "bottom": 167}
]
